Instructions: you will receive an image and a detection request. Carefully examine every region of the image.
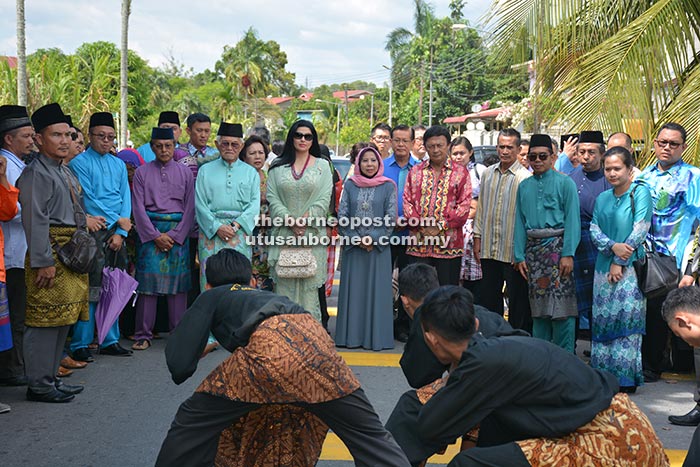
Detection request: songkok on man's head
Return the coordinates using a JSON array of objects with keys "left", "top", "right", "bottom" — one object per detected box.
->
[
  {"left": 31, "top": 103, "right": 68, "bottom": 133},
  {"left": 65, "top": 115, "right": 74, "bottom": 129},
  {"left": 529, "top": 134, "right": 553, "bottom": 151},
  {"left": 158, "top": 111, "right": 180, "bottom": 126},
  {"left": 218, "top": 122, "right": 243, "bottom": 138},
  {"left": 0, "top": 105, "right": 32, "bottom": 133},
  {"left": 578, "top": 130, "right": 605, "bottom": 145},
  {"left": 151, "top": 127, "right": 174, "bottom": 140},
  {"left": 89, "top": 112, "right": 115, "bottom": 129}
]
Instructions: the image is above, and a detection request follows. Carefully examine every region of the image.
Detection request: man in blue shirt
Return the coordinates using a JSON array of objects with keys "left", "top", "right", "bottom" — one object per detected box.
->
[
  {"left": 636, "top": 122, "right": 700, "bottom": 383},
  {"left": 383, "top": 124, "right": 420, "bottom": 341},
  {"left": 69, "top": 112, "right": 133, "bottom": 361},
  {"left": 0, "top": 105, "right": 33, "bottom": 386}
]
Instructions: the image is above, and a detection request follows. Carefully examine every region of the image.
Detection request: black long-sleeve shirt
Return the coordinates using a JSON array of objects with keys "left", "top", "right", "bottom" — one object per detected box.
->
[
  {"left": 417, "top": 334, "right": 619, "bottom": 447},
  {"left": 165, "top": 285, "right": 308, "bottom": 384}
]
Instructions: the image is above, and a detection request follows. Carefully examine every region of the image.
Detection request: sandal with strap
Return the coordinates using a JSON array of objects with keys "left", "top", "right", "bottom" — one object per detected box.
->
[{"left": 132, "top": 340, "right": 151, "bottom": 351}]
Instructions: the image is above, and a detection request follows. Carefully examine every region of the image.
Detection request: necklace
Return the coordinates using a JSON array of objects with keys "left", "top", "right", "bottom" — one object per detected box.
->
[{"left": 291, "top": 155, "right": 311, "bottom": 180}]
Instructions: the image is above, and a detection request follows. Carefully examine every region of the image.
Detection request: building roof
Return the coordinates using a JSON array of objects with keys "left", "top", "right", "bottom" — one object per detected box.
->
[
  {"left": 332, "top": 90, "right": 372, "bottom": 101},
  {"left": 443, "top": 107, "right": 505, "bottom": 124},
  {"left": 0, "top": 56, "right": 18, "bottom": 69},
  {"left": 266, "top": 96, "right": 295, "bottom": 106}
]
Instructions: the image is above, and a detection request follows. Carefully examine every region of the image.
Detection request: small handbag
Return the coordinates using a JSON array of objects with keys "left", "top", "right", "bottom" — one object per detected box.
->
[
  {"left": 276, "top": 247, "right": 317, "bottom": 279},
  {"left": 629, "top": 186, "right": 679, "bottom": 299},
  {"left": 50, "top": 171, "right": 98, "bottom": 274}
]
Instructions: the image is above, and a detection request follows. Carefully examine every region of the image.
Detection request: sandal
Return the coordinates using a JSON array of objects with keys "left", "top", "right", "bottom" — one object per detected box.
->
[{"left": 132, "top": 339, "right": 151, "bottom": 351}]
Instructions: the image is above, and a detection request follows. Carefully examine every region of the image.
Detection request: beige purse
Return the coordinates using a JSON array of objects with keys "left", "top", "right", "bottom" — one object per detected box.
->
[{"left": 276, "top": 247, "right": 318, "bottom": 279}]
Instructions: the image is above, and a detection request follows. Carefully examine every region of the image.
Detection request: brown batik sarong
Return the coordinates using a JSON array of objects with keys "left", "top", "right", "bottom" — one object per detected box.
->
[
  {"left": 196, "top": 313, "right": 361, "bottom": 467},
  {"left": 25, "top": 226, "right": 89, "bottom": 327},
  {"left": 517, "top": 393, "right": 669, "bottom": 466}
]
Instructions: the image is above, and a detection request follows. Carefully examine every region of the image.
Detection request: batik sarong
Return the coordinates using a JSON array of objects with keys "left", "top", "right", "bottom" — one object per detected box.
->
[
  {"left": 196, "top": 313, "right": 360, "bottom": 467},
  {"left": 0, "top": 283, "right": 11, "bottom": 351},
  {"left": 198, "top": 210, "right": 250, "bottom": 291},
  {"left": 517, "top": 393, "right": 669, "bottom": 466},
  {"left": 25, "top": 226, "right": 89, "bottom": 327},
  {"left": 525, "top": 230, "right": 577, "bottom": 320},
  {"left": 135, "top": 211, "right": 190, "bottom": 295}
]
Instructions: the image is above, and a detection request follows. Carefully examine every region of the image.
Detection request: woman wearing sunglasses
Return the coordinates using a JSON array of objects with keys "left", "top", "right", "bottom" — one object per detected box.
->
[{"left": 266, "top": 120, "right": 333, "bottom": 321}]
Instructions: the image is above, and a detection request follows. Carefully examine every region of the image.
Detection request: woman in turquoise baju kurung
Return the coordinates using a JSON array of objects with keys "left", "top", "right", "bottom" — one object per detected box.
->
[{"left": 590, "top": 148, "right": 652, "bottom": 391}]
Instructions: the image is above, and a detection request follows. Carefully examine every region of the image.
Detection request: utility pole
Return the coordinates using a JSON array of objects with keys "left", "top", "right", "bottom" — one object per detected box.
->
[
  {"left": 382, "top": 65, "right": 392, "bottom": 126},
  {"left": 119, "top": 0, "right": 131, "bottom": 149},
  {"left": 370, "top": 94, "right": 374, "bottom": 129},
  {"left": 418, "top": 64, "right": 424, "bottom": 124},
  {"left": 16, "top": 0, "right": 27, "bottom": 106},
  {"left": 343, "top": 86, "right": 349, "bottom": 126},
  {"left": 428, "top": 47, "right": 434, "bottom": 127}
]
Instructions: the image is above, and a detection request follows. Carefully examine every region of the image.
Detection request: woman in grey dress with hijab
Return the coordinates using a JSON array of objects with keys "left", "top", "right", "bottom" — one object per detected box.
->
[{"left": 335, "top": 146, "right": 397, "bottom": 350}]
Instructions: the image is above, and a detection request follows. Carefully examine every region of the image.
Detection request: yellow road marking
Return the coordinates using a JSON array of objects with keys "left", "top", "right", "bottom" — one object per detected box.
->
[
  {"left": 320, "top": 433, "right": 688, "bottom": 465},
  {"left": 333, "top": 279, "right": 340, "bottom": 285},
  {"left": 328, "top": 306, "right": 337, "bottom": 317},
  {"left": 338, "top": 351, "right": 400, "bottom": 367}
]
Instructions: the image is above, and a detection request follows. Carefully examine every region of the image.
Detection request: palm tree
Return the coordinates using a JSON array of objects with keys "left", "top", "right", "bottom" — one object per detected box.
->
[
  {"left": 16, "top": 0, "right": 27, "bottom": 105},
  {"left": 120, "top": 0, "right": 131, "bottom": 149},
  {"left": 486, "top": 0, "right": 700, "bottom": 163},
  {"left": 385, "top": 0, "right": 437, "bottom": 123}
]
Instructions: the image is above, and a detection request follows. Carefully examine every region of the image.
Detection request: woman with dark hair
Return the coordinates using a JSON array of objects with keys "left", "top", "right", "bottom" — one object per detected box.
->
[
  {"left": 335, "top": 147, "right": 397, "bottom": 350},
  {"left": 590, "top": 146, "right": 652, "bottom": 393},
  {"left": 449, "top": 136, "right": 485, "bottom": 302},
  {"left": 266, "top": 121, "right": 333, "bottom": 320},
  {"left": 240, "top": 135, "right": 272, "bottom": 291}
]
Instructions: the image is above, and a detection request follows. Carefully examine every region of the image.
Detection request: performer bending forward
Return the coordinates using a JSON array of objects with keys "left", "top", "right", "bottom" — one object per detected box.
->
[
  {"left": 155, "top": 249, "right": 409, "bottom": 467},
  {"left": 386, "top": 286, "right": 669, "bottom": 467}
]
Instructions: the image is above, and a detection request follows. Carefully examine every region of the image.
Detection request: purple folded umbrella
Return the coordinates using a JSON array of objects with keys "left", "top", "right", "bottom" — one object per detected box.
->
[{"left": 95, "top": 267, "right": 139, "bottom": 345}]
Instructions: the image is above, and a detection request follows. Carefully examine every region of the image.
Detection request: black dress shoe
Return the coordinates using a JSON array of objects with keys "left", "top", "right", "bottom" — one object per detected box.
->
[
  {"left": 669, "top": 405, "right": 700, "bottom": 426},
  {"left": 99, "top": 343, "right": 133, "bottom": 356},
  {"left": 26, "top": 388, "right": 75, "bottom": 403},
  {"left": 643, "top": 370, "right": 661, "bottom": 383},
  {"left": 56, "top": 383, "right": 84, "bottom": 395},
  {"left": 72, "top": 348, "right": 95, "bottom": 362},
  {"left": 0, "top": 375, "right": 28, "bottom": 386},
  {"left": 395, "top": 331, "right": 409, "bottom": 343}
]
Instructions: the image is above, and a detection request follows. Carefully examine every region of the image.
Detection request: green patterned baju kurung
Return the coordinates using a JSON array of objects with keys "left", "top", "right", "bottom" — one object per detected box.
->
[{"left": 590, "top": 184, "right": 652, "bottom": 388}]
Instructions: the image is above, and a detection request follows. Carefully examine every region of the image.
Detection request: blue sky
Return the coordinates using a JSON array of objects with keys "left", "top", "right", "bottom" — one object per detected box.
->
[{"left": 0, "top": 0, "right": 492, "bottom": 88}]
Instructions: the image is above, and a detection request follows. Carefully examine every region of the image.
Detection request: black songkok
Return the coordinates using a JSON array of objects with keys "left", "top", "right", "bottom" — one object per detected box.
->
[
  {"left": 217, "top": 122, "right": 243, "bottom": 138},
  {"left": 151, "top": 127, "right": 174, "bottom": 140},
  {"left": 89, "top": 112, "right": 115, "bottom": 129},
  {"left": 578, "top": 130, "right": 605, "bottom": 145},
  {"left": 158, "top": 111, "right": 180, "bottom": 126},
  {"left": 31, "top": 103, "right": 68, "bottom": 133},
  {"left": 529, "top": 134, "right": 554, "bottom": 151},
  {"left": 0, "top": 105, "right": 32, "bottom": 133}
]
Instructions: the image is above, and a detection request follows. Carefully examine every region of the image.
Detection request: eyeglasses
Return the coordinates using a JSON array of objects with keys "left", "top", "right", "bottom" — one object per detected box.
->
[
  {"left": 654, "top": 139, "right": 682, "bottom": 149},
  {"left": 372, "top": 136, "right": 390, "bottom": 142},
  {"left": 293, "top": 132, "right": 313, "bottom": 141},
  {"left": 91, "top": 132, "right": 116, "bottom": 141},
  {"left": 527, "top": 153, "right": 550, "bottom": 161}
]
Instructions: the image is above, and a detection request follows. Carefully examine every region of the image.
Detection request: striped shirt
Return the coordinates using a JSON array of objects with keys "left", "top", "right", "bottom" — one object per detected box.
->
[{"left": 473, "top": 160, "right": 531, "bottom": 263}]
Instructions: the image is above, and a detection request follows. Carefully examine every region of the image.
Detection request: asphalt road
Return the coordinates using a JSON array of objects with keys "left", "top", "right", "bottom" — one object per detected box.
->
[{"left": 0, "top": 296, "right": 696, "bottom": 466}]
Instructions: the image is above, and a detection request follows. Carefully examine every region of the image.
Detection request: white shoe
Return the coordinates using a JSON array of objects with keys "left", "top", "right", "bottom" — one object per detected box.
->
[{"left": 0, "top": 402, "right": 10, "bottom": 414}]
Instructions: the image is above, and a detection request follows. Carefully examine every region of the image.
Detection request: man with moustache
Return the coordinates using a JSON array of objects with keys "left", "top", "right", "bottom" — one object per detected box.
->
[
  {"left": 137, "top": 111, "right": 187, "bottom": 164},
  {"left": 195, "top": 122, "right": 259, "bottom": 292},
  {"left": 131, "top": 127, "right": 195, "bottom": 351},
  {"left": 16, "top": 103, "right": 88, "bottom": 402},
  {"left": 69, "top": 111, "right": 132, "bottom": 361},
  {"left": 514, "top": 134, "right": 580, "bottom": 352},
  {"left": 569, "top": 131, "right": 611, "bottom": 336},
  {"left": 473, "top": 128, "right": 532, "bottom": 331},
  {"left": 411, "top": 124, "right": 427, "bottom": 160},
  {"left": 0, "top": 105, "right": 33, "bottom": 386}
]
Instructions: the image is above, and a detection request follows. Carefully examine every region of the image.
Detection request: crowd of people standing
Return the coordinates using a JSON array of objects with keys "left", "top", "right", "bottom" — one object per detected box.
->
[{"left": 0, "top": 98, "right": 699, "bottom": 464}]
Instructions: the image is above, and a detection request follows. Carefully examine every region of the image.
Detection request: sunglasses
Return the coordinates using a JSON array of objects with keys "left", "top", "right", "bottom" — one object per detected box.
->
[
  {"left": 293, "top": 132, "right": 313, "bottom": 141},
  {"left": 70, "top": 132, "right": 78, "bottom": 141},
  {"left": 527, "top": 152, "right": 550, "bottom": 161}
]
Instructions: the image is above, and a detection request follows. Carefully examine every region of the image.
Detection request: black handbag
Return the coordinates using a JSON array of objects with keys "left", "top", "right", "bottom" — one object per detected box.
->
[
  {"left": 629, "top": 186, "right": 679, "bottom": 299},
  {"left": 49, "top": 170, "right": 98, "bottom": 274}
]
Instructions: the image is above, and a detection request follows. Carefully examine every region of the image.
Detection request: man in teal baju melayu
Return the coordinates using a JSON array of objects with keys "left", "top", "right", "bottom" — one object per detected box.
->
[
  {"left": 195, "top": 122, "right": 260, "bottom": 291},
  {"left": 514, "top": 134, "right": 580, "bottom": 352}
]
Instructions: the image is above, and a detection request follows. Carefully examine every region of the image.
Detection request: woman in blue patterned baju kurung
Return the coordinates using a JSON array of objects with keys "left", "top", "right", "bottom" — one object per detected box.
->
[{"left": 590, "top": 147, "right": 652, "bottom": 392}]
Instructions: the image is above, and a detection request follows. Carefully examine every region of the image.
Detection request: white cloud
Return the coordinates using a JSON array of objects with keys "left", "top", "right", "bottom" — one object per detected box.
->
[{"left": 0, "top": 0, "right": 491, "bottom": 87}]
